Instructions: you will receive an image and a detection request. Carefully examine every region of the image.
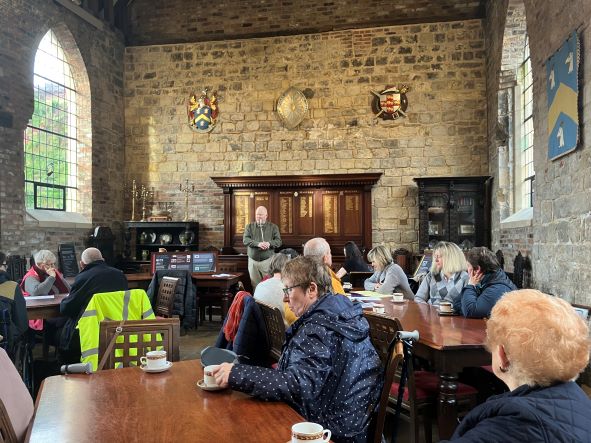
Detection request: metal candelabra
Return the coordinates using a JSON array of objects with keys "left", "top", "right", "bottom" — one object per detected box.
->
[
  {"left": 128, "top": 179, "right": 141, "bottom": 221},
  {"left": 140, "top": 185, "right": 154, "bottom": 222},
  {"left": 179, "top": 179, "right": 195, "bottom": 222}
]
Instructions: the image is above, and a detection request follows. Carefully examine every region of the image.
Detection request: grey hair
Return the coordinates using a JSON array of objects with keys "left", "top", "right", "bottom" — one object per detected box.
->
[
  {"left": 34, "top": 250, "right": 57, "bottom": 265},
  {"left": 268, "top": 252, "right": 291, "bottom": 275},
  {"left": 303, "top": 237, "right": 330, "bottom": 259},
  {"left": 81, "top": 247, "right": 103, "bottom": 265}
]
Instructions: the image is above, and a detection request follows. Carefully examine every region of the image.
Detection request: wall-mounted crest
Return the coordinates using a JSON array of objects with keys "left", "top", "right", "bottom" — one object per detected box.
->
[
  {"left": 187, "top": 89, "right": 219, "bottom": 133},
  {"left": 276, "top": 87, "right": 308, "bottom": 129},
  {"left": 371, "top": 85, "right": 410, "bottom": 120}
]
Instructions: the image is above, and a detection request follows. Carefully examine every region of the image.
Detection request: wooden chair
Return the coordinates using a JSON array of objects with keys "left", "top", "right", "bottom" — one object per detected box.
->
[
  {"left": 0, "top": 397, "right": 17, "bottom": 443},
  {"left": 370, "top": 334, "right": 404, "bottom": 443},
  {"left": 98, "top": 318, "right": 180, "bottom": 370},
  {"left": 155, "top": 276, "right": 179, "bottom": 317},
  {"left": 349, "top": 271, "right": 374, "bottom": 290},
  {"left": 365, "top": 313, "right": 477, "bottom": 443},
  {"left": 256, "top": 300, "right": 285, "bottom": 363}
]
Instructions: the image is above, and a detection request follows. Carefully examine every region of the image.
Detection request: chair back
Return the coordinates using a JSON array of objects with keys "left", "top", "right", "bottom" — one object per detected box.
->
[
  {"left": 0, "top": 348, "right": 34, "bottom": 443},
  {"left": 349, "top": 271, "right": 374, "bottom": 289},
  {"left": 365, "top": 313, "right": 408, "bottom": 443},
  {"left": 5, "top": 256, "right": 27, "bottom": 285},
  {"left": 257, "top": 300, "right": 285, "bottom": 362},
  {"left": 217, "top": 263, "right": 237, "bottom": 273},
  {"left": 98, "top": 318, "right": 180, "bottom": 370},
  {"left": 155, "top": 277, "right": 179, "bottom": 317}
]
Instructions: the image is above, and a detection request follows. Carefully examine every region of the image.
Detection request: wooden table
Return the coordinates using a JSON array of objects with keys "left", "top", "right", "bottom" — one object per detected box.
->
[
  {"left": 25, "top": 294, "right": 68, "bottom": 320},
  {"left": 28, "top": 359, "right": 303, "bottom": 442},
  {"left": 125, "top": 272, "right": 243, "bottom": 320},
  {"left": 370, "top": 300, "right": 489, "bottom": 439}
]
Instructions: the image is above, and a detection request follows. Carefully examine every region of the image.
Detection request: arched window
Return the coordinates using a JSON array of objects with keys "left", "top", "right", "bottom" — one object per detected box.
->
[
  {"left": 516, "top": 36, "right": 535, "bottom": 209},
  {"left": 24, "top": 29, "right": 79, "bottom": 212}
]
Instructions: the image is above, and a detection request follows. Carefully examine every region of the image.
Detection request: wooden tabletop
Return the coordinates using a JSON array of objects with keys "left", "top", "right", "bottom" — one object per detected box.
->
[
  {"left": 25, "top": 294, "right": 67, "bottom": 320},
  {"left": 28, "top": 360, "right": 303, "bottom": 442}
]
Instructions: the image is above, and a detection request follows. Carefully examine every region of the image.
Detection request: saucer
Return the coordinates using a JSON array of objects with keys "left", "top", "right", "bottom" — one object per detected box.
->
[
  {"left": 438, "top": 311, "right": 459, "bottom": 316},
  {"left": 391, "top": 299, "right": 405, "bottom": 303},
  {"left": 196, "top": 379, "right": 225, "bottom": 391},
  {"left": 140, "top": 361, "right": 172, "bottom": 373}
]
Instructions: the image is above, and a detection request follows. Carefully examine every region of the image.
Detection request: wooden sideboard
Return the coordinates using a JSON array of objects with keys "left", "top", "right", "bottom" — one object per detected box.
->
[{"left": 212, "top": 173, "right": 382, "bottom": 256}]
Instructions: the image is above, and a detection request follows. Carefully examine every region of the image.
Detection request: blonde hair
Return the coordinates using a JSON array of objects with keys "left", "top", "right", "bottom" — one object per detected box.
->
[
  {"left": 367, "top": 245, "right": 392, "bottom": 270},
  {"left": 430, "top": 241, "right": 466, "bottom": 275},
  {"left": 487, "top": 289, "right": 591, "bottom": 387}
]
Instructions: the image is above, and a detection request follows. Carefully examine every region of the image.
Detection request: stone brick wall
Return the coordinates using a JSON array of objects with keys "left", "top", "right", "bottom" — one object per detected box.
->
[
  {"left": 127, "top": 0, "right": 485, "bottom": 45},
  {"left": 0, "top": 0, "right": 125, "bottom": 259},
  {"left": 124, "top": 20, "right": 488, "bottom": 251}
]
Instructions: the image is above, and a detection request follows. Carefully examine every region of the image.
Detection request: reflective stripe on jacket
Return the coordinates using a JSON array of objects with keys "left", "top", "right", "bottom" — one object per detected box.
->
[{"left": 77, "top": 289, "right": 155, "bottom": 371}]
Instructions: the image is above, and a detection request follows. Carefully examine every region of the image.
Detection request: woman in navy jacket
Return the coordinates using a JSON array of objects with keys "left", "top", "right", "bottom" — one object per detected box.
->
[
  {"left": 213, "top": 256, "right": 382, "bottom": 443},
  {"left": 444, "top": 289, "right": 591, "bottom": 442},
  {"left": 455, "top": 247, "right": 516, "bottom": 318}
]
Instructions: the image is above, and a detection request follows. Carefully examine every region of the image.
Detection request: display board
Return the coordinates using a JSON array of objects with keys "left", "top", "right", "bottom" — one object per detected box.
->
[{"left": 151, "top": 251, "right": 217, "bottom": 274}]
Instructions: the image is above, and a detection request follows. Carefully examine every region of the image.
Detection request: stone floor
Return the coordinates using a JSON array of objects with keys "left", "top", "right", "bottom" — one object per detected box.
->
[{"left": 179, "top": 319, "right": 221, "bottom": 361}]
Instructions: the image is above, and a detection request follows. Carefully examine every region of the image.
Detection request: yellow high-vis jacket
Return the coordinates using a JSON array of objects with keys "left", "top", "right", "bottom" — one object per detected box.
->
[{"left": 78, "top": 289, "right": 155, "bottom": 371}]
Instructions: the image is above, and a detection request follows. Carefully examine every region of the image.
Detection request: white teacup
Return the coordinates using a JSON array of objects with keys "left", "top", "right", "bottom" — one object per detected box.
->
[
  {"left": 392, "top": 293, "right": 404, "bottom": 303},
  {"left": 373, "top": 304, "right": 385, "bottom": 314},
  {"left": 140, "top": 350, "right": 167, "bottom": 370},
  {"left": 203, "top": 364, "right": 220, "bottom": 387},
  {"left": 440, "top": 301, "right": 453, "bottom": 313},
  {"left": 292, "top": 422, "right": 331, "bottom": 443}
]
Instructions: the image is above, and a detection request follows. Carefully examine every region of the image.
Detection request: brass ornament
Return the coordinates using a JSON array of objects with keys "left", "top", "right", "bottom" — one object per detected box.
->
[{"left": 276, "top": 87, "right": 308, "bottom": 129}]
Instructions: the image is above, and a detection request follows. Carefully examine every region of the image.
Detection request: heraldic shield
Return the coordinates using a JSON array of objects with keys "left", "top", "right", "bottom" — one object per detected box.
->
[
  {"left": 371, "top": 85, "right": 410, "bottom": 120},
  {"left": 187, "top": 89, "right": 219, "bottom": 133}
]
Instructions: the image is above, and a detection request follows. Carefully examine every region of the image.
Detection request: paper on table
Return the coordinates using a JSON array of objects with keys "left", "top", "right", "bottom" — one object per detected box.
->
[
  {"left": 211, "top": 274, "right": 233, "bottom": 278},
  {"left": 351, "top": 290, "right": 393, "bottom": 299},
  {"left": 26, "top": 294, "right": 55, "bottom": 300}
]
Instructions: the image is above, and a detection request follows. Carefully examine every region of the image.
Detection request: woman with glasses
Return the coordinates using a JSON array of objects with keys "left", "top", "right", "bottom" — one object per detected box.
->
[
  {"left": 214, "top": 256, "right": 382, "bottom": 443},
  {"left": 21, "top": 249, "right": 70, "bottom": 330},
  {"left": 364, "top": 245, "right": 414, "bottom": 299},
  {"left": 414, "top": 241, "right": 468, "bottom": 308}
]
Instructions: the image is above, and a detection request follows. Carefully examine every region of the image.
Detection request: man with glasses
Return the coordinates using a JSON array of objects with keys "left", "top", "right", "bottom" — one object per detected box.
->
[{"left": 214, "top": 256, "right": 382, "bottom": 443}]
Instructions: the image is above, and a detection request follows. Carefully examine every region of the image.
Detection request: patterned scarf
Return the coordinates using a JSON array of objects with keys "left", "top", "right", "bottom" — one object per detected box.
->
[{"left": 20, "top": 265, "right": 69, "bottom": 296}]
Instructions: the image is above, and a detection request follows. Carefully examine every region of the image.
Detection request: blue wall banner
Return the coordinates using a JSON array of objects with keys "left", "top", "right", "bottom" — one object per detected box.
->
[{"left": 546, "top": 31, "right": 580, "bottom": 160}]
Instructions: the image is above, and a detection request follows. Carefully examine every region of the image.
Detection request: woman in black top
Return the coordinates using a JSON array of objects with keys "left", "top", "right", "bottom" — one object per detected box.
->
[{"left": 337, "top": 241, "right": 371, "bottom": 281}]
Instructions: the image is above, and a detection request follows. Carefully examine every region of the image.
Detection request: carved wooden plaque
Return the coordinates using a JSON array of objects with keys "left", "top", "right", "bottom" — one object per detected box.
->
[
  {"left": 322, "top": 192, "right": 339, "bottom": 234},
  {"left": 344, "top": 192, "right": 362, "bottom": 235},
  {"left": 279, "top": 193, "right": 293, "bottom": 234},
  {"left": 297, "top": 191, "right": 314, "bottom": 235},
  {"left": 233, "top": 192, "right": 251, "bottom": 235}
]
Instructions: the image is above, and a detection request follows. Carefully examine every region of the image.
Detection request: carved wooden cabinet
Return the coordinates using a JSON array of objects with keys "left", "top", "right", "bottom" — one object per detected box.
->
[
  {"left": 414, "top": 176, "right": 492, "bottom": 252},
  {"left": 124, "top": 221, "right": 199, "bottom": 261},
  {"left": 212, "top": 174, "right": 382, "bottom": 255}
]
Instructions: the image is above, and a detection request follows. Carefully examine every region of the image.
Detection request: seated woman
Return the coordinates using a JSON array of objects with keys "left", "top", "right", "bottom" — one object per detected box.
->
[
  {"left": 414, "top": 241, "right": 467, "bottom": 308},
  {"left": 364, "top": 245, "right": 414, "bottom": 299},
  {"left": 444, "top": 289, "right": 591, "bottom": 441},
  {"left": 21, "top": 249, "right": 71, "bottom": 330},
  {"left": 253, "top": 252, "right": 297, "bottom": 327},
  {"left": 214, "top": 256, "right": 383, "bottom": 443},
  {"left": 455, "top": 247, "right": 516, "bottom": 318},
  {"left": 336, "top": 241, "right": 371, "bottom": 281}
]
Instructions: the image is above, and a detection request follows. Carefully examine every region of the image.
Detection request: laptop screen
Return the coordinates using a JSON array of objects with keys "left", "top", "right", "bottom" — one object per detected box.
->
[{"left": 151, "top": 251, "right": 218, "bottom": 274}]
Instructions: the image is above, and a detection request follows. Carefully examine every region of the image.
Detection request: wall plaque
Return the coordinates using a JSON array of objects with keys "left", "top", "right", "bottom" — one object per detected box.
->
[
  {"left": 322, "top": 193, "right": 339, "bottom": 234},
  {"left": 279, "top": 194, "right": 293, "bottom": 234},
  {"left": 233, "top": 193, "right": 251, "bottom": 235}
]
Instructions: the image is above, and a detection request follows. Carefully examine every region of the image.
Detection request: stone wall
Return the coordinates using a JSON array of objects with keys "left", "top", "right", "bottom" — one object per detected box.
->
[
  {"left": 485, "top": 0, "right": 591, "bottom": 303},
  {"left": 0, "top": 0, "right": 125, "bottom": 259},
  {"left": 124, "top": 20, "right": 488, "bottom": 251}
]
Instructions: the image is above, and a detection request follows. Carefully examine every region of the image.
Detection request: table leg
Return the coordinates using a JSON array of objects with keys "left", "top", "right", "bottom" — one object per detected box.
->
[{"left": 438, "top": 373, "right": 459, "bottom": 439}]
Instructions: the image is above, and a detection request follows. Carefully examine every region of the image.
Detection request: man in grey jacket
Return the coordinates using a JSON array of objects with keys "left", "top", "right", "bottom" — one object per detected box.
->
[{"left": 243, "top": 206, "right": 282, "bottom": 289}]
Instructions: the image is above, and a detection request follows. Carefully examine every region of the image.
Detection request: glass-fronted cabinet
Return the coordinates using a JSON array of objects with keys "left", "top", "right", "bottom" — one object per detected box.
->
[{"left": 414, "top": 176, "right": 492, "bottom": 252}]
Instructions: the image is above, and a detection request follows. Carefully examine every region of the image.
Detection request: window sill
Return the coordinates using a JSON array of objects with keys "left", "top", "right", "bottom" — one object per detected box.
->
[
  {"left": 500, "top": 207, "right": 533, "bottom": 229},
  {"left": 26, "top": 209, "right": 92, "bottom": 229}
]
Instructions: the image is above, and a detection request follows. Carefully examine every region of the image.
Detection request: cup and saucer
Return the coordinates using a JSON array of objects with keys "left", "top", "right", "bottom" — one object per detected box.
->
[
  {"left": 140, "top": 350, "right": 172, "bottom": 373},
  {"left": 391, "top": 293, "right": 405, "bottom": 303},
  {"left": 197, "top": 365, "right": 225, "bottom": 391}
]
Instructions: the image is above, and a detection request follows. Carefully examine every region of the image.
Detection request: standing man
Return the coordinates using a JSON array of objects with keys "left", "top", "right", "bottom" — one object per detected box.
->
[
  {"left": 243, "top": 206, "right": 282, "bottom": 290},
  {"left": 303, "top": 237, "right": 345, "bottom": 295},
  {"left": 57, "top": 247, "right": 128, "bottom": 363}
]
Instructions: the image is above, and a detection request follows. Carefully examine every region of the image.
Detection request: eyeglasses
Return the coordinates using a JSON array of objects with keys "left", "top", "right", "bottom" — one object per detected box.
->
[{"left": 282, "top": 284, "right": 303, "bottom": 297}]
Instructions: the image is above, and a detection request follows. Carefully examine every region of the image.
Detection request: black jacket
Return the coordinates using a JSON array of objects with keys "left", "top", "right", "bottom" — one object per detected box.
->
[
  {"left": 146, "top": 270, "right": 196, "bottom": 330},
  {"left": 59, "top": 260, "right": 128, "bottom": 349},
  {"left": 456, "top": 269, "right": 516, "bottom": 318},
  {"left": 445, "top": 382, "right": 591, "bottom": 442},
  {"left": 0, "top": 271, "right": 28, "bottom": 346}
]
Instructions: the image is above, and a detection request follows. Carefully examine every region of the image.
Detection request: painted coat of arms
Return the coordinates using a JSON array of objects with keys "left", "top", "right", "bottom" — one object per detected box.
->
[
  {"left": 371, "top": 85, "right": 410, "bottom": 120},
  {"left": 187, "top": 89, "right": 219, "bottom": 133}
]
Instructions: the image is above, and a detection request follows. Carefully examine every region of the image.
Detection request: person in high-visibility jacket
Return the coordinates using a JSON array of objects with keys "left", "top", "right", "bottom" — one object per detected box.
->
[{"left": 78, "top": 289, "right": 156, "bottom": 371}]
